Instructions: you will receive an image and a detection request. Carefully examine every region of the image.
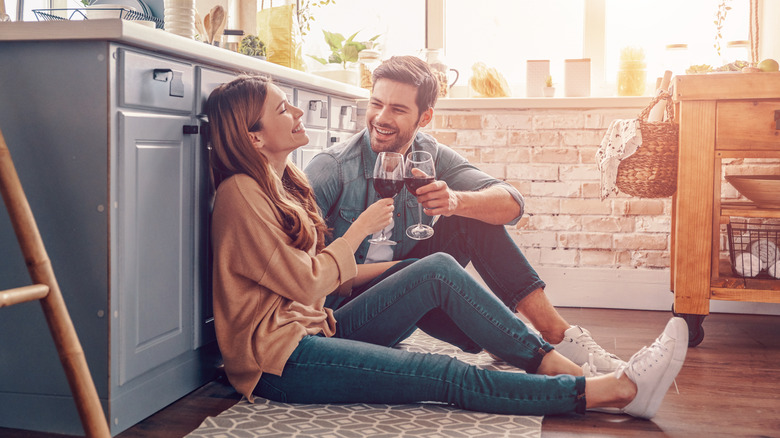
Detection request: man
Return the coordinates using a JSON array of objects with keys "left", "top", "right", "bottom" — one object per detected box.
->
[{"left": 305, "top": 55, "right": 623, "bottom": 373}]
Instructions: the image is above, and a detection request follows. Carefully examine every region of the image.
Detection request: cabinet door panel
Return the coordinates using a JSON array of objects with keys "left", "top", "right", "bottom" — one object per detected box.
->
[{"left": 117, "top": 112, "right": 195, "bottom": 385}]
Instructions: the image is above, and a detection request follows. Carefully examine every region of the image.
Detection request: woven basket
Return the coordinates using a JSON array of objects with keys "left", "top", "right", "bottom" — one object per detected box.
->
[{"left": 616, "top": 91, "right": 679, "bottom": 198}]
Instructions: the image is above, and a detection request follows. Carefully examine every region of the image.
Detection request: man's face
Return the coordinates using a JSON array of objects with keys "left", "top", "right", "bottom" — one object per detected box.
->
[{"left": 366, "top": 79, "right": 432, "bottom": 155}]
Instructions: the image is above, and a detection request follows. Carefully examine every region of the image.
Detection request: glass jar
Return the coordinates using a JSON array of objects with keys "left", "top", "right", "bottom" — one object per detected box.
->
[
  {"left": 617, "top": 59, "right": 647, "bottom": 96},
  {"left": 724, "top": 40, "right": 749, "bottom": 65},
  {"left": 664, "top": 43, "right": 689, "bottom": 77},
  {"left": 358, "top": 48, "right": 381, "bottom": 90},
  {"left": 221, "top": 29, "right": 245, "bottom": 52},
  {"left": 419, "top": 48, "right": 459, "bottom": 98}
]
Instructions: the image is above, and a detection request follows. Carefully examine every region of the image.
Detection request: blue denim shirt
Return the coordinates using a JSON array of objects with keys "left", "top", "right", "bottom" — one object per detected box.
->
[{"left": 305, "top": 129, "right": 525, "bottom": 264}]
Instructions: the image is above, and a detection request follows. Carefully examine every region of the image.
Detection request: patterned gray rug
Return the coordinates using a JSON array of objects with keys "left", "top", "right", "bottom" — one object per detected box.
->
[{"left": 187, "top": 330, "right": 543, "bottom": 437}]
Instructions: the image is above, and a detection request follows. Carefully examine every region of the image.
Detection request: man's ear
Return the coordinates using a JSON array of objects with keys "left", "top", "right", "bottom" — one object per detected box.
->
[{"left": 418, "top": 107, "right": 434, "bottom": 128}]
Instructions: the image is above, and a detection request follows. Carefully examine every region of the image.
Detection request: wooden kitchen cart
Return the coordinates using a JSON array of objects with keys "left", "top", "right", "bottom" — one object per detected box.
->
[{"left": 670, "top": 72, "right": 780, "bottom": 346}]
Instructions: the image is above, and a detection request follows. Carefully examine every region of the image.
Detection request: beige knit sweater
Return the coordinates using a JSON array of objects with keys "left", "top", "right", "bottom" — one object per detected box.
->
[{"left": 210, "top": 174, "right": 358, "bottom": 401}]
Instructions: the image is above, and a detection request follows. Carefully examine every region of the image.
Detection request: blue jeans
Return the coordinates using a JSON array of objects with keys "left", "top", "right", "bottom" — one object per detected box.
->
[
  {"left": 255, "top": 253, "right": 586, "bottom": 416},
  {"left": 405, "top": 215, "right": 547, "bottom": 353}
]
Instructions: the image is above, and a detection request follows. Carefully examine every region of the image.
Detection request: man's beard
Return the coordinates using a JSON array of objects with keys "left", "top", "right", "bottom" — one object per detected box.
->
[{"left": 369, "top": 118, "right": 420, "bottom": 154}]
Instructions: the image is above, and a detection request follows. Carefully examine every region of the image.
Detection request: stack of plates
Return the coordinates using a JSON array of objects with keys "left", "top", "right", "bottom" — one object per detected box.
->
[{"left": 162, "top": 0, "right": 195, "bottom": 38}]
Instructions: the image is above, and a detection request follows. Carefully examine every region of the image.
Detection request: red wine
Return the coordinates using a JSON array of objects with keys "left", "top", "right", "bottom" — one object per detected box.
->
[
  {"left": 374, "top": 178, "right": 404, "bottom": 198},
  {"left": 405, "top": 177, "right": 434, "bottom": 194}
]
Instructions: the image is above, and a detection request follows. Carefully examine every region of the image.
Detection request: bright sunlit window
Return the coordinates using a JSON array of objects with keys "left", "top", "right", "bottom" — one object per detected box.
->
[
  {"left": 299, "top": 0, "right": 424, "bottom": 74},
  {"left": 445, "top": 1, "right": 585, "bottom": 97},
  {"left": 604, "top": 0, "right": 750, "bottom": 90},
  {"left": 306, "top": 0, "right": 750, "bottom": 98}
]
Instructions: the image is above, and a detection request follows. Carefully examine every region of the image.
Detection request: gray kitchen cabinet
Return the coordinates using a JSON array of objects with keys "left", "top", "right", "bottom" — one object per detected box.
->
[
  {"left": 0, "top": 41, "right": 217, "bottom": 436},
  {"left": 0, "top": 25, "right": 364, "bottom": 435}
]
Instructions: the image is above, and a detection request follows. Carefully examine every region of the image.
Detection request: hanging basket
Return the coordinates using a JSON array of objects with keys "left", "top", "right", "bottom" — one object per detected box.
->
[{"left": 615, "top": 91, "right": 679, "bottom": 198}]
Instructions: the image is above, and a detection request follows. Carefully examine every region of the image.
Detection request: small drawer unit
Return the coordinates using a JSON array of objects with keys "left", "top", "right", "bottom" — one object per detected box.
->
[
  {"left": 330, "top": 96, "right": 357, "bottom": 132},
  {"left": 298, "top": 88, "right": 329, "bottom": 130},
  {"left": 716, "top": 100, "right": 780, "bottom": 150},
  {"left": 118, "top": 49, "right": 195, "bottom": 113}
]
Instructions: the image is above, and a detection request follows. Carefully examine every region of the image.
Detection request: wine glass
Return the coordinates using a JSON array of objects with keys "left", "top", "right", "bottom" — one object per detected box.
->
[
  {"left": 368, "top": 152, "right": 405, "bottom": 245},
  {"left": 404, "top": 150, "right": 436, "bottom": 240}
]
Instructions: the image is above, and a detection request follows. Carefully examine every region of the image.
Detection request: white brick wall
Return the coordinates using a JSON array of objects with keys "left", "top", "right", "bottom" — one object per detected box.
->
[
  {"left": 416, "top": 105, "right": 779, "bottom": 274},
  {"left": 424, "top": 107, "right": 676, "bottom": 270}
]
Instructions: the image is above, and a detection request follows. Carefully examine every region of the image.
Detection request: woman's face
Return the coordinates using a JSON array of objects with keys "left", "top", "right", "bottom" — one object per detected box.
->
[{"left": 253, "top": 84, "right": 308, "bottom": 166}]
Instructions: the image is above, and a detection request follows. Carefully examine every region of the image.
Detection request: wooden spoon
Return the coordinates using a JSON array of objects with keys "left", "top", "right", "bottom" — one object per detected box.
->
[
  {"left": 212, "top": 6, "right": 227, "bottom": 46},
  {"left": 203, "top": 12, "right": 212, "bottom": 43},
  {"left": 194, "top": 10, "right": 206, "bottom": 42},
  {"left": 207, "top": 5, "right": 225, "bottom": 46}
]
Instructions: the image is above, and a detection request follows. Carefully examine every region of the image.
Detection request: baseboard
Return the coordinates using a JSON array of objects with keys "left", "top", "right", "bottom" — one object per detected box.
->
[{"left": 466, "top": 265, "right": 780, "bottom": 316}]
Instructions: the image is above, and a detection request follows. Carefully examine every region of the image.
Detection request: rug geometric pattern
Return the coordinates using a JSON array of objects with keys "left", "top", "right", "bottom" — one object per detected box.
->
[{"left": 186, "top": 330, "right": 543, "bottom": 438}]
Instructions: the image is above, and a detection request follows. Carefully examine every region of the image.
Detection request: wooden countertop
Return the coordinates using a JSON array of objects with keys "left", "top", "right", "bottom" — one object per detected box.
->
[
  {"left": 673, "top": 72, "right": 780, "bottom": 101},
  {"left": 0, "top": 19, "right": 370, "bottom": 99}
]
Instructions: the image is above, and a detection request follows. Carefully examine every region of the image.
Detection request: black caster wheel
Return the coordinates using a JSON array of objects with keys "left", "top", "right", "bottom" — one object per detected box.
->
[{"left": 672, "top": 305, "right": 706, "bottom": 347}]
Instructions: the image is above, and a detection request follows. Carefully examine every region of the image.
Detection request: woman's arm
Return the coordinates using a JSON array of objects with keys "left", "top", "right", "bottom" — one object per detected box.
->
[
  {"left": 353, "top": 261, "right": 402, "bottom": 287},
  {"left": 212, "top": 176, "right": 395, "bottom": 305}
]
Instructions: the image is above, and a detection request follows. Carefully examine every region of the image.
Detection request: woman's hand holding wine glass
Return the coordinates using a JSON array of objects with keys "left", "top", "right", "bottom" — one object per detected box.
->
[
  {"left": 404, "top": 150, "right": 436, "bottom": 240},
  {"left": 368, "top": 152, "right": 404, "bottom": 245}
]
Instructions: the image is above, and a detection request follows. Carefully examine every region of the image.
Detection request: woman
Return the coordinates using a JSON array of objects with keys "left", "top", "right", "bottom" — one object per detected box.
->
[{"left": 206, "top": 75, "right": 686, "bottom": 419}]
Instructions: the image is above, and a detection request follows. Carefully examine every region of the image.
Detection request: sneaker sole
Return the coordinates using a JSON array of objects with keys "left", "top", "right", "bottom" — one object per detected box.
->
[{"left": 629, "top": 317, "right": 689, "bottom": 419}]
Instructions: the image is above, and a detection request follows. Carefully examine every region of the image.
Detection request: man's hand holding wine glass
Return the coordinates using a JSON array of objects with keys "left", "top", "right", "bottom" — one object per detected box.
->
[{"left": 412, "top": 178, "right": 459, "bottom": 218}]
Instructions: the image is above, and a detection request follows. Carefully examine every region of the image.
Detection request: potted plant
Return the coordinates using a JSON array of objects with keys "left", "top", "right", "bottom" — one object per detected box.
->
[
  {"left": 308, "top": 30, "right": 380, "bottom": 85},
  {"left": 543, "top": 75, "right": 555, "bottom": 97},
  {"left": 239, "top": 35, "right": 267, "bottom": 60}
]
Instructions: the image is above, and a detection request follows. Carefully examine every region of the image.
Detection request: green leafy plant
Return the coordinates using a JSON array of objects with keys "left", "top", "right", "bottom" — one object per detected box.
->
[
  {"left": 713, "top": 0, "right": 732, "bottom": 57},
  {"left": 239, "top": 35, "right": 267, "bottom": 58},
  {"left": 297, "top": 0, "right": 336, "bottom": 37},
  {"left": 308, "top": 30, "right": 380, "bottom": 69},
  {"left": 544, "top": 75, "right": 553, "bottom": 88}
]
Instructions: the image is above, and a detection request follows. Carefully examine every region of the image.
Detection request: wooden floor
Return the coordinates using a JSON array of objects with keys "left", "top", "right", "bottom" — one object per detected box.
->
[{"left": 2, "top": 307, "right": 780, "bottom": 437}]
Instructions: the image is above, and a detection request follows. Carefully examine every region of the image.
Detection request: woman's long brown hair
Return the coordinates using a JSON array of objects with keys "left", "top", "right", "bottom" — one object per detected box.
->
[{"left": 206, "top": 75, "right": 328, "bottom": 252}]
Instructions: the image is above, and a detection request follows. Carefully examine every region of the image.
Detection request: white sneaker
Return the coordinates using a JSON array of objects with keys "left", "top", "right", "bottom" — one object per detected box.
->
[
  {"left": 554, "top": 325, "right": 625, "bottom": 374},
  {"left": 618, "top": 317, "right": 688, "bottom": 419}
]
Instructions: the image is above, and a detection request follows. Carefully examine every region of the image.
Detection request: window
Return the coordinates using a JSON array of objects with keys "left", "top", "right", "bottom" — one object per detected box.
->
[
  {"left": 604, "top": 0, "right": 750, "bottom": 88},
  {"left": 299, "top": 0, "right": 425, "bottom": 74},
  {"left": 444, "top": 0, "right": 585, "bottom": 97},
  {"left": 438, "top": 0, "right": 751, "bottom": 97},
  {"left": 305, "top": 0, "right": 751, "bottom": 97}
]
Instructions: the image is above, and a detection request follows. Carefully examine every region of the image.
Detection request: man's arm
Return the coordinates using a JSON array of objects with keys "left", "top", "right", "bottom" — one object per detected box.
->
[
  {"left": 304, "top": 153, "right": 340, "bottom": 222},
  {"left": 414, "top": 182, "right": 521, "bottom": 225}
]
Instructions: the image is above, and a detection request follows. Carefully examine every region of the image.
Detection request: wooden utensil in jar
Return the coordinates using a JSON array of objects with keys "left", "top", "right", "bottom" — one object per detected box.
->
[
  {"left": 194, "top": 10, "right": 206, "bottom": 42},
  {"left": 207, "top": 5, "right": 225, "bottom": 45}
]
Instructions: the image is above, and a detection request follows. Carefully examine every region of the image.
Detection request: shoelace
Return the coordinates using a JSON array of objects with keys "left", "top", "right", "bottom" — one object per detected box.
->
[
  {"left": 581, "top": 352, "right": 598, "bottom": 377},
  {"left": 616, "top": 338, "right": 669, "bottom": 379},
  {"left": 574, "top": 329, "right": 621, "bottom": 360}
]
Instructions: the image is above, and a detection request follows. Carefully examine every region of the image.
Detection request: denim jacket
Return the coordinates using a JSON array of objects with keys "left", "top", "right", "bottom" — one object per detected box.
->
[{"left": 305, "top": 129, "right": 525, "bottom": 264}]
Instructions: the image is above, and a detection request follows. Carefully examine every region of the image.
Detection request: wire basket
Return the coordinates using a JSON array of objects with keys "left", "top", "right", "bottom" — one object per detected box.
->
[
  {"left": 727, "top": 219, "right": 780, "bottom": 279},
  {"left": 33, "top": 8, "right": 163, "bottom": 29}
]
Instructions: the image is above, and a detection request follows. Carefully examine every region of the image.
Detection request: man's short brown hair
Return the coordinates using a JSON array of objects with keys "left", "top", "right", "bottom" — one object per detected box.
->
[{"left": 372, "top": 55, "right": 439, "bottom": 116}]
